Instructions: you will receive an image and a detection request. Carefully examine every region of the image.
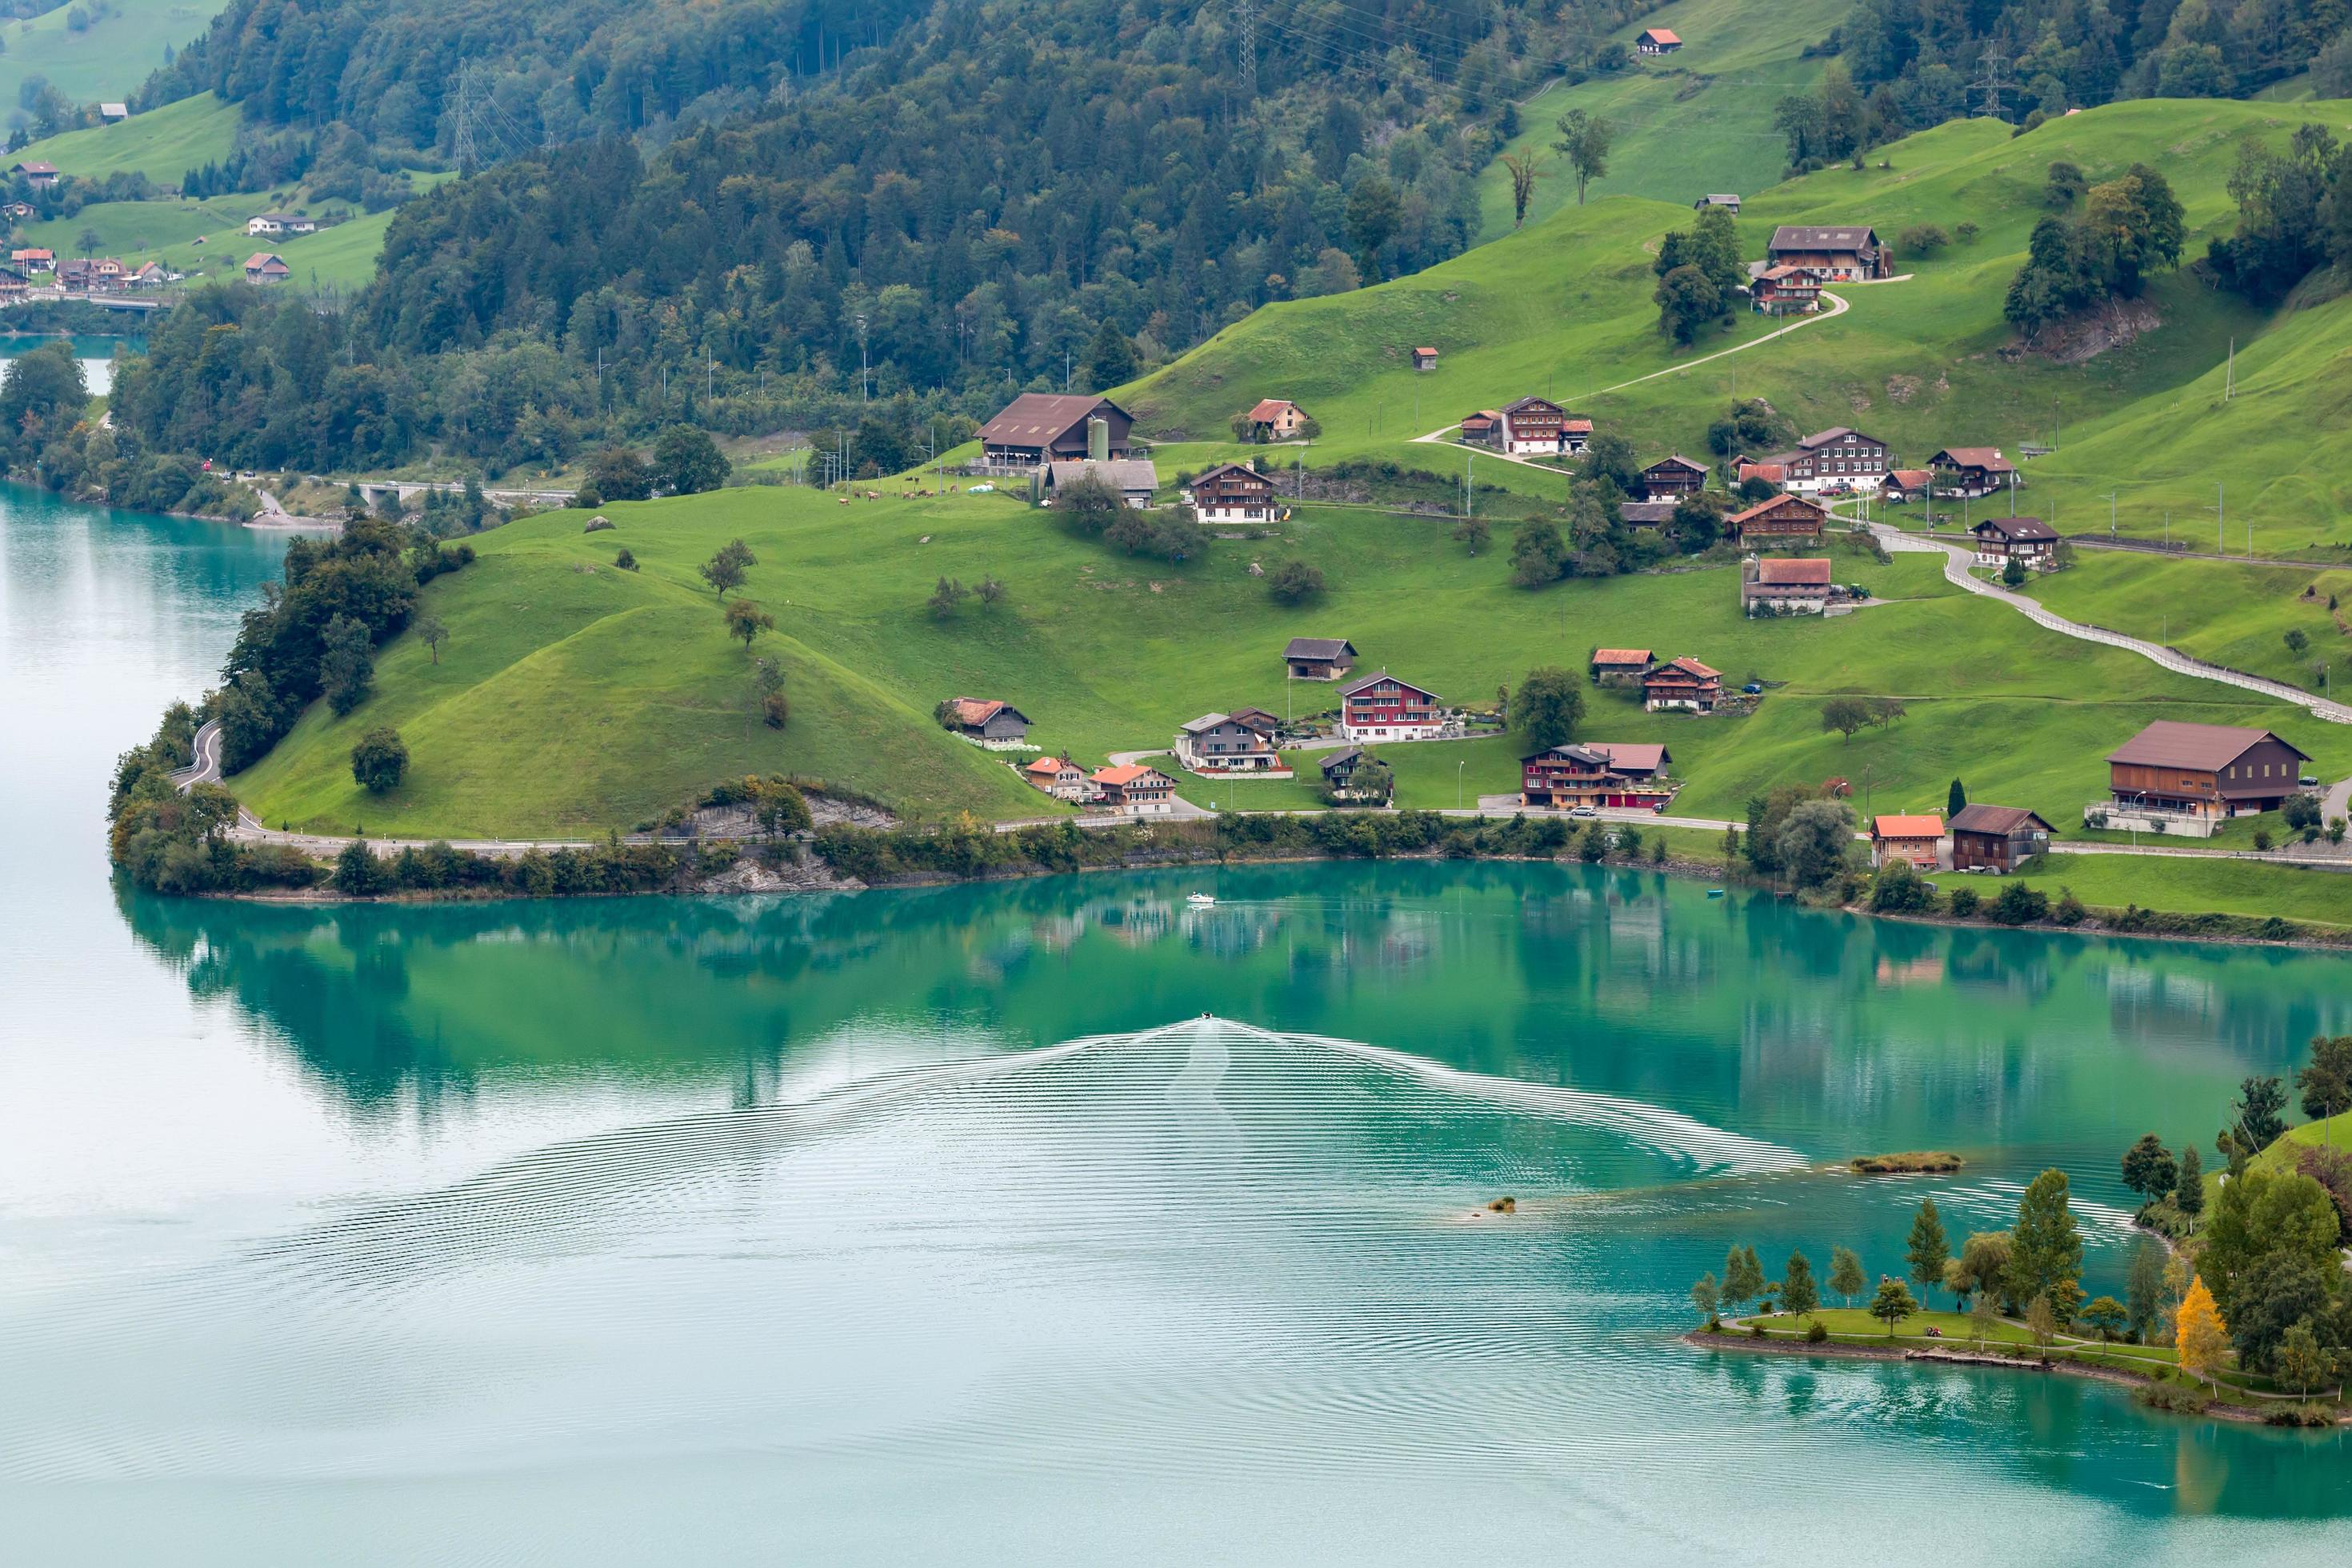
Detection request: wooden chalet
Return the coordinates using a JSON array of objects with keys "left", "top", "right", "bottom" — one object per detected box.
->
[
  {"left": 1636, "top": 27, "right": 1682, "bottom": 54},
  {"left": 1740, "top": 556, "right": 1834, "bottom": 614},
  {"left": 10, "top": 160, "right": 58, "bottom": 187},
  {"left": 1410, "top": 346, "right": 1439, "bottom": 371},
  {"left": 1642, "top": 657, "right": 1722, "bottom": 713},
  {"left": 1023, "top": 755, "right": 1095, "bottom": 802},
  {"left": 1738, "top": 427, "right": 1890, "bottom": 494},
  {"left": 1929, "top": 446, "right": 2017, "bottom": 498},
  {"left": 1319, "top": 746, "right": 1390, "bottom": 801},
  {"left": 1243, "top": 398, "right": 1310, "bottom": 440},
  {"left": 1521, "top": 743, "right": 1675, "bottom": 810},
  {"left": 1638, "top": 454, "right": 1708, "bottom": 499},
  {"left": 1458, "top": 410, "right": 1500, "bottom": 444},
  {"left": 976, "top": 394, "right": 1132, "bottom": 467},
  {"left": 1881, "top": 468, "right": 1933, "bottom": 505},
  {"left": 243, "top": 251, "right": 291, "bottom": 285},
  {"left": 1090, "top": 764, "right": 1178, "bottom": 814},
  {"left": 1949, "top": 804, "right": 2053, "bottom": 872},
  {"left": 1619, "top": 500, "right": 1678, "bottom": 530},
  {"left": 1466, "top": 395, "right": 1589, "bottom": 456},
  {"left": 1588, "top": 648, "right": 1653, "bottom": 686},
  {"left": 1188, "top": 461, "right": 1277, "bottom": 522},
  {"left": 1696, "top": 194, "right": 1741, "bottom": 215},
  {"left": 1765, "top": 225, "right": 1890, "bottom": 281},
  {"left": 942, "top": 697, "right": 1032, "bottom": 750},
  {"left": 1178, "top": 710, "right": 1286, "bottom": 774},
  {"left": 11, "top": 246, "right": 53, "bottom": 270},
  {"left": 1284, "top": 636, "right": 1358, "bottom": 681},
  {"left": 1725, "top": 493, "right": 1828, "bottom": 542},
  {"left": 2106, "top": 722, "right": 2310, "bottom": 826},
  {"left": 1871, "top": 814, "right": 1944, "bottom": 870},
  {"left": 1969, "top": 515, "right": 2058, "bottom": 567},
  {"left": 1338, "top": 671, "right": 1446, "bottom": 740},
  {"left": 1749, "top": 266, "right": 1822, "bottom": 316}
]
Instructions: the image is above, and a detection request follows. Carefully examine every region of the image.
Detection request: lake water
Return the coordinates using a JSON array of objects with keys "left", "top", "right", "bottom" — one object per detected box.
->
[
  {"left": 0, "top": 332, "right": 134, "bottom": 394},
  {"left": 4, "top": 489, "right": 2351, "bottom": 1562}
]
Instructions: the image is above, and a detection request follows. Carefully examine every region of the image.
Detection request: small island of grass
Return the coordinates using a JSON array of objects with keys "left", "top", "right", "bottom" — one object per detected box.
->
[{"left": 1848, "top": 1151, "right": 1964, "bottom": 1174}]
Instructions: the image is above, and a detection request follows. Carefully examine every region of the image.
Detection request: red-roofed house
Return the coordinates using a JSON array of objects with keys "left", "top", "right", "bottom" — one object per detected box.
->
[
  {"left": 1588, "top": 647, "right": 1653, "bottom": 686},
  {"left": 1871, "top": 814, "right": 1945, "bottom": 870},
  {"left": 11, "top": 246, "right": 53, "bottom": 270},
  {"left": 1410, "top": 347, "right": 1438, "bottom": 371},
  {"left": 1024, "top": 755, "right": 1095, "bottom": 802},
  {"left": 1339, "top": 671, "right": 1446, "bottom": 740},
  {"left": 940, "top": 697, "right": 1032, "bottom": 749},
  {"left": 1881, "top": 468, "right": 1933, "bottom": 505},
  {"left": 1637, "top": 27, "right": 1682, "bottom": 54},
  {"left": 1242, "top": 398, "right": 1310, "bottom": 440},
  {"left": 1090, "top": 764, "right": 1178, "bottom": 814},
  {"left": 1642, "top": 657, "right": 1722, "bottom": 712},
  {"left": 1741, "top": 556, "right": 1835, "bottom": 614},
  {"left": 243, "top": 251, "right": 292, "bottom": 285}
]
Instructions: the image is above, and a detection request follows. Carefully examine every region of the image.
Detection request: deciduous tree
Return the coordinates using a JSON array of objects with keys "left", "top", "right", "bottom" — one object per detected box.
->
[
  {"left": 1690, "top": 1271, "right": 1720, "bottom": 1325},
  {"left": 1829, "top": 1246, "right": 1866, "bottom": 1307},
  {"left": 2122, "top": 1134, "right": 2179, "bottom": 1202},
  {"left": 1514, "top": 666, "right": 1585, "bottom": 750},
  {"left": 1905, "top": 1198, "right": 1950, "bottom": 1307},
  {"left": 1551, "top": 109, "right": 1613, "bottom": 205},
  {"left": 2174, "top": 1274, "right": 2229, "bottom": 1389},
  {"left": 349, "top": 727, "right": 407, "bottom": 793},
  {"left": 2079, "top": 1295, "right": 2127, "bottom": 1342},
  {"left": 1780, "top": 1250, "right": 1821, "bottom": 1320},
  {"left": 723, "top": 598, "right": 774, "bottom": 649},
  {"left": 1869, "top": 1278, "right": 1918, "bottom": 1335},
  {"left": 699, "top": 538, "right": 756, "bottom": 596},
  {"left": 2006, "top": 1168, "right": 2084, "bottom": 1318}
]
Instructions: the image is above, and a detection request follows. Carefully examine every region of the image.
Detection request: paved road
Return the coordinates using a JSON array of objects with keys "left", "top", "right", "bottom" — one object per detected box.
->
[
  {"left": 1869, "top": 524, "right": 2352, "bottom": 724},
  {"left": 1408, "top": 288, "right": 1857, "bottom": 450}
]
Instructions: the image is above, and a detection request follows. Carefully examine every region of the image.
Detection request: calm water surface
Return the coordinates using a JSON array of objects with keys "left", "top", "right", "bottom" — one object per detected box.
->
[
  {"left": 3, "top": 489, "right": 2350, "bottom": 1563},
  {"left": 0, "top": 333, "right": 135, "bottom": 394}
]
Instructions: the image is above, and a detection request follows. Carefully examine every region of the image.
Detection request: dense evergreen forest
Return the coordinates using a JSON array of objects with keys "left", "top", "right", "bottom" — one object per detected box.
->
[{"left": 28, "top": 0, "right": 2352, "bottom": 492}]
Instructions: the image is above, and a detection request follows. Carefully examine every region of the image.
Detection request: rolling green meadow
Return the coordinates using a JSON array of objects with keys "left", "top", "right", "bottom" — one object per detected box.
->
[
  {"left": 14, "top": 91, "right": 238, "bottom": 183},
  {"left": 233, "top": 482, "right": 2352, "bottom": 855},
  {"left": 1474, "top": 0, "right": 1849, "bottom": 238},
  {"left": 0, "top": 0, "right": 210, "bottom": 109}
]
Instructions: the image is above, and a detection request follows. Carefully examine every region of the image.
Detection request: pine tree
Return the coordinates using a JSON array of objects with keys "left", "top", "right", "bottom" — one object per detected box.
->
[
  {"left": 1870, "top": 1278, "right": 1919, "bottom": 1335},
  {"left": 1906, "top": 1198, "right": 1950, "bottom": 1307},
  {"left": 1946, "top": 778, "right": 1967, "bottom": 817},
  {"left": 2174, "top": 1145, "right": 2206, "bottom": 1215},
  {"left": 2126, "top": 1237, "right": 2166, "bottom": 1340},
  {"left": 2175, "top": 1274, "right": 2230, "bottom": 1388}
]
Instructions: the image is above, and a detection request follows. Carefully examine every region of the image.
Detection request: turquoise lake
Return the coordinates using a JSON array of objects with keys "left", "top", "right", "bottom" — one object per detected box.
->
[{"left": 2, "top": 486, "right": 2349, "bottom": 1562}]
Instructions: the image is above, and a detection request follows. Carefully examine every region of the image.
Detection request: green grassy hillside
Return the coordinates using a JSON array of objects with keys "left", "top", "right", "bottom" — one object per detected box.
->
[
  {"left": 13, "top": 90, "right": 237, "bottom": 183},
  {"left": 1477, "top": 0, "right": 1850, "bottom": 238},
  {"left": 0, "top": 0, "right": 210, "bottom": 108},
  {"left": 233, "top": 484, "right": 2352, "bottom": 852},
  {"left": 2026, "top": 553, "right": 2352, "bottom": 692},
  {"left": 1130, "top": 98, "right": 2331, "bottom": 522}
]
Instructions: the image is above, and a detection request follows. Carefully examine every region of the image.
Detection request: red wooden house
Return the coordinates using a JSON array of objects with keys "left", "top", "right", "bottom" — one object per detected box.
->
[{"left": 1338, "top": 671, "right": 1446, "bottom": 740}]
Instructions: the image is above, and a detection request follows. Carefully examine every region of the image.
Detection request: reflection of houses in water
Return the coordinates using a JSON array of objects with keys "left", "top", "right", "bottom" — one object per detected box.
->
[
  {"left": 1184, "top": 902, "right": 1285, "bottom": 958},
  {"left": 1874, "top": 953, "right": 1946, "bottom": 986},
  {"left": 1098, "top": 896, "right": 1176, "bottom": 948},
  {"left": 1028, "top": 911, "right": 1090, "bottom": 954}
]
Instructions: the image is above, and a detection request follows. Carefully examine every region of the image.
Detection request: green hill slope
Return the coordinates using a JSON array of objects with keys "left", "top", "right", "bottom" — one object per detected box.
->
[
  {"left": 1477, "top": 0, "right": 1851, "bottom": 238},
  {"left": 1130, "top": 98, "right": 2322, "bottom": 496},
  {"left": 232, "top": 484, "right": 2352, "bottom": 850},
  {"left": 0, "top": 0, "right": 209, "bottom": 108},
  {"left": 11, "top": 91, "right": 237, "bottom": 182}
]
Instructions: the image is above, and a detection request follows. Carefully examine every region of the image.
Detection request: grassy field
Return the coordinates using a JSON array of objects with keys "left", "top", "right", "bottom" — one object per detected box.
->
[
  {"left": 271, "top": 207, "right": 406, "bottom": 292},
  {"left": 230, "top": 482, "right": 2352, "bottom": 869},
  {"left": 1123, "top": 99, "right": 2314, "bottom": 513},
  {"left": 14, "top": 91, "right": 238, "bottom": 184},
  {"left": 2026, "top": 552, "right": 2352, "bottom": 692},
  {"left": 2014, "top": 852, "right": 2352, "bottom": 929},
  {"left": 0, "top": 0, "right": 210, "bottom": 108},
  {"left": 1476, "top": 0, "right": 1850, "bottom": 238},
  {"left": 2250, "top": 1109, "right": 2352, "bottom": 1174}
]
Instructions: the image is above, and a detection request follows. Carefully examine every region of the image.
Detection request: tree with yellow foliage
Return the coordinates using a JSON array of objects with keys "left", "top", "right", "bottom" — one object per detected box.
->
[{"left": 2174, "top": 1274, "right": 2230, "bottom": 1390}]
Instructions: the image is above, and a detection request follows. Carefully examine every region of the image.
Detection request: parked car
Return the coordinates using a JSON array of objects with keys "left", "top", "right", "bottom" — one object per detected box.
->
[
  {"left": 1569, "top": 806, "right": 1599, "bottom": 818},
  {"left": 2299, "top": 773, "right": 2319, "bottom": 787},
  {"left": 1742, "top": 682, "right": 1763, "bottom": 694}
]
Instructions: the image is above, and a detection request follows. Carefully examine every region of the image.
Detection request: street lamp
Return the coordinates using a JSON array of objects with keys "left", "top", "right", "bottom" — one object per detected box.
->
[{"left": 1458, "top": 759, "right": 1466, "bottom": 811}]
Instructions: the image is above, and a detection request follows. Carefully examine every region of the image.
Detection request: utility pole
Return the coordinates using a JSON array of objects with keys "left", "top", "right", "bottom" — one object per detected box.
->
[
  {"left": 2217, "top": 482, "right": 2224, "bottom": 554},
  {"left": 2105, "top": 489, "right": 2118, "bottom": 537},
  {"left": 855, "top": 311, "right": 870, "bottom": 401},
  {"left": 452, "top": 64, "right": 479, "bottom": 177},
  {"left": 1233, "top": 0, "right": 1258, "bottom": 100}
]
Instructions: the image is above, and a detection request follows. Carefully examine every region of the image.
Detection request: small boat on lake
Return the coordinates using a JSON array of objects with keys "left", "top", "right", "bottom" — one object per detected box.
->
[
  {"left": 1186, "top": 893, "right": 1217, "bottom": 906},
  {"left": 1707, "top": 889, "right": 1726, "bottom": 898}
]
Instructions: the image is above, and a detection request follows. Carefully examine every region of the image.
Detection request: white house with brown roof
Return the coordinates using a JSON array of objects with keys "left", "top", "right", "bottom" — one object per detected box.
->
[
  {"left": 1243, "top": 398, "right": 1310, "bottom": 440},
  {"left": 1090, "top": 764, "right": 1178, "bottom": 814},
  {"left": 1188, "top": 461, "right": 1277, "bottom": 522},
  {"left": 1023, "top": 754, "right": 1096, "bottom": 802},
  {"left": 1930, "top": 446, "right": 2018, "bottom": 498},
  {"left": 1739, "top": 427, "right": 1890, "bottom": 494},
  {"left": 1176, "top": 710, "right": 1290, "bottom": 776}
]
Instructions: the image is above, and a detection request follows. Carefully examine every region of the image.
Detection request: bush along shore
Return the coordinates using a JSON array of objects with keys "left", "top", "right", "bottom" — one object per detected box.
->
[{"left": 1684, "top": 1171, "right": 2350, "bottom": 1427}]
